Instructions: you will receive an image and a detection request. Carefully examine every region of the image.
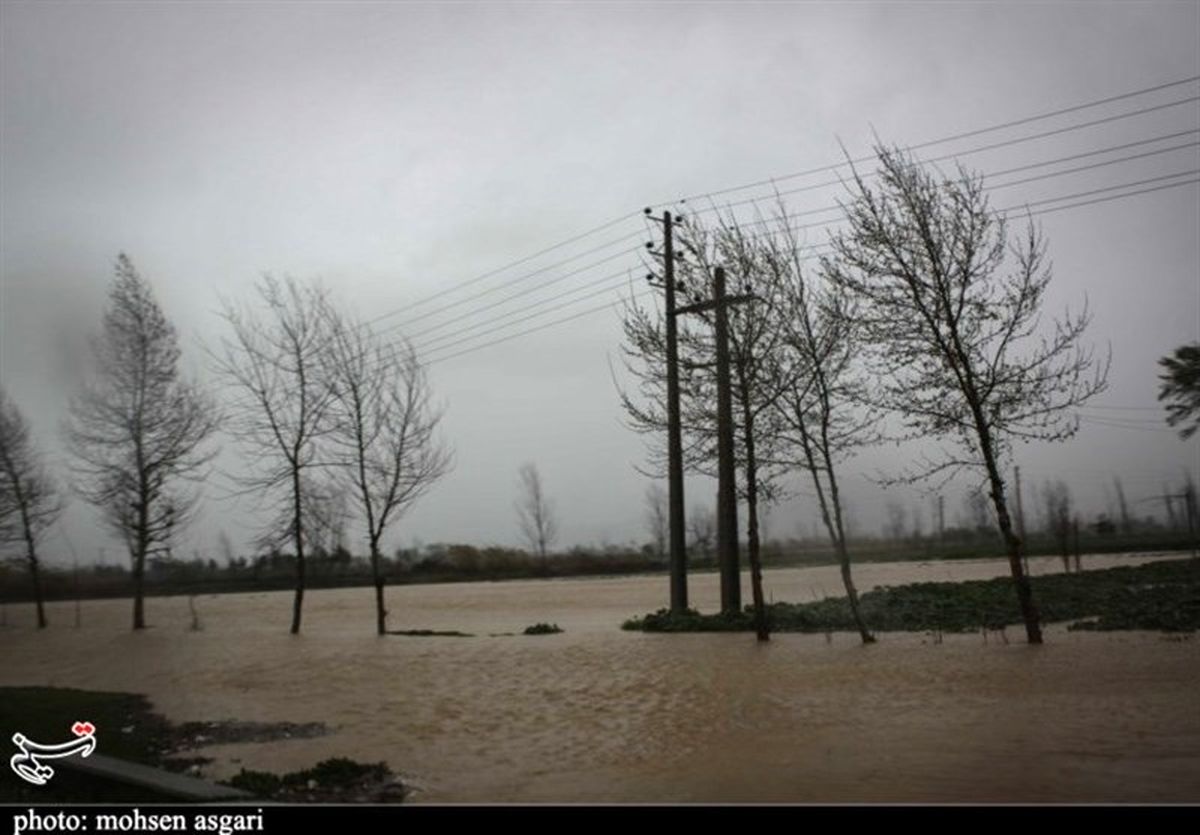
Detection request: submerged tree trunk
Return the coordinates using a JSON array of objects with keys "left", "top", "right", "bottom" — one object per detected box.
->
[
  {"left": 290, "top": 467, "right": 306, "bottom": 635},
  {"left": 796, "top": 416, "right": 874, "bottom": 644},
  {"left": 133, "top": 489, "right": 148, "bottom": 630},
  {"left": 976, "top": 420, "right": 1042, "bottom": 644},
  {"left": 28, "top": 548, "right": 46, "bottom": 629},
  {"left": 18, "top": 501, "right": 47, "bottom": 629},
  {"left": 740, "top": 391, "right": 769, "bottom": 642},
  {"left": 132, "top": 554, "right": 146, "bottom": 630},
  {"left": 371, "top": 539, "right": 387, "bottom": 636}
]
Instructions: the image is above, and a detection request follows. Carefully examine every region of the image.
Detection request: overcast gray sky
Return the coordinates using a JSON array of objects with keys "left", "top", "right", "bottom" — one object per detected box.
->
[{"left": 2, "top": 0, "right": 1197, "bottom": 566}]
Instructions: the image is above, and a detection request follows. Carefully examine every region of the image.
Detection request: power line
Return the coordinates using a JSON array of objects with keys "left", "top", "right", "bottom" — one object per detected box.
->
[
  {"left": 690, "top": 128, "right": 1200, "bottom": 219},
  {"left": 401, "top": 244, "right": 642, "bottom": 341},
  {"left": 661, "top": 76, "right": 1200, "bottom": 206},
  {"left": 692, "top": 145, "right": 1200, "bottom": 242},
  {"left": 382, "top": 234, "right": 645, "bottom": 335},
  {"left": 674, "top": 168, "right": 1200, "bottom": 258},
  {"left": 426, "top": 288, "right": 655, "bottom": 366},
  {"left": 1078, "top": 415, "right": 1180, "bottom": 434},
  {"left": 404, "top": 143, "right": 1199, "bottom": 351},
  {"left": 365, "top": 77, "right": 1199, "bottom": 339},
  {"left": 420, "top": 177, "right": 1199, "bottom": 366},
  {"left": 414, "top": 270, "right": 639, "bottom": 356},
  {"left": 362, "top": 211, "right": 643, "bottom": 327},
  {"left": 1002, "top": 171, "right": 1200, "bottom": 213}
]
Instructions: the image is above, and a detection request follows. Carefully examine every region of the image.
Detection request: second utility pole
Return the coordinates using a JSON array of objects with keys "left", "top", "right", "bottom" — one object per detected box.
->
[{"left": 676, "top": 265, "right": 755, "bottom": 617}]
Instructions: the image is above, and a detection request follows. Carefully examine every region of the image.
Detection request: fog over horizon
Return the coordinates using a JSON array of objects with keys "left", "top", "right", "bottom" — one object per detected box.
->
[{"left": 1, "top": 1, "right": 1197, "bottom": 568}]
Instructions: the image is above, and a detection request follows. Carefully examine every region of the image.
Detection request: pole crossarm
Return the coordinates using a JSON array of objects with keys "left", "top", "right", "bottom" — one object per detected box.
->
[{"left": 676, "top": 294, "right": 757, "bottom": 317}]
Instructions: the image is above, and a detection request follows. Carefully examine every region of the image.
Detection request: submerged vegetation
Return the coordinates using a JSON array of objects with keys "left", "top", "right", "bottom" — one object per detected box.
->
[
  {"left": 523, "top": 622, "right": 563, "bottom": 634},
  {"left": 225, "top": 757, "right": 404, "bottom": 803},
  {"left": 623, "top": 558, "right": 1200, "bottom": 634}
]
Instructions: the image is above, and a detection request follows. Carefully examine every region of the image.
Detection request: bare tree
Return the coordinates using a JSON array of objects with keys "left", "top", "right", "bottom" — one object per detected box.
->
[
  {"left": 298, "top": 475, "right": 349, "bottom": 560},
  {"left": 910, "top": 504, "right": 924, "bottom": 541},
  {"left": 883, "top": 500, "right": 907, "bottom": 541},
  {"left": 1040, "top": 480, "right": 1075, "bottom": 570},
  {"left": 214, "top": 275, "right": 333, "bottom": 634},
  {"left": 1158, "top": 343, "right": 1200, "bottom": 439},
  {"left": 1112, "top": 476, "right": 1133, "bottom": 535},
  {"left": 516, "top": 463, "right": 557, "bottom": 562},
  {"left": 824, "top": 146, "right": 1108, "bottom": 644},
  {"left": 0, "top": 387, "right": 62, "bottom": 628},
  {"left": 763, "top": 210, "right": 877, "bottom": 643},
  {"left": 962, "top": 486, "right": 992, "bottom": 533},
  {"left": 1039, "top": 482, "right": 1067, "bottom": 562},
  {"left": 66, "top": 255, "right": 218, "bottom": 630},
  {"left": 324, "top": 306, "right": 452, "bottom": 634},
  {"left": 688, "top": 503, "right": 716, "bottom": 562},
  {"left": 644, "top": 482, "right": 668, "bottom": 562}
]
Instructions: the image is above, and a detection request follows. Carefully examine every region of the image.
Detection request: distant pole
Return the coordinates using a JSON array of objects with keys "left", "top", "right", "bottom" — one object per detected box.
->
[
  {"left": 1185, "top": 481, "right": 1198, "bottom": 558},
  {"left": 1162, "top": 486, "right": 1178, "bottom": 530},
  {"left": 73, "top": 557, "right": 81, "bottom": 629},
  {"left": 1014, "top": 466, "right": 1026, "bottom": 543},
  {"left": 937, "top": 494, "right": 945, "bottom": 542},
  {"left": 1014, "top": 465, "right": 1028, "bottom": 573},
  {"left": 1072, "top": 516, "right": 1081, "bottom": 572}
]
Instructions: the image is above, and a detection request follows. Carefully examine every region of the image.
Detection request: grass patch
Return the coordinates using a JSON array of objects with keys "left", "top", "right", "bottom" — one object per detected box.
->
[{"left": 623, "top": 558, "right": 1200, "bottom": 634}]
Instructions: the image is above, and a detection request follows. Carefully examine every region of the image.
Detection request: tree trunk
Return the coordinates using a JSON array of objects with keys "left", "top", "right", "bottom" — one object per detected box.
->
[
  {"left": 962, "top": 384, "right": 1042, "bottom": 644},
  {"left": 133, "top": 508, "right": 148, "bottom": 631},
  {"left": 290, "top": 468, "right": 305, "bottom": 635},
  {"left": 836, "top": 539, "right": 873, "bottom": 644},
  {"left": 20, "top": 505, "right": 46, "bottom": 629},
  {"left": 740, "top": 397, "right": 769, "bottom": 642},
  {"left": 371, "top": 541, "right": 387, "bottom": 636},
  {"left": 983, "top": 457, "right": 1042, "bottom": 644},
  {"left": 29, "top": 553, "right": 46, "bottom": 629},
  {"left": 132, "top": 554, "right": 146, "bottom": 630},
  {"left": 818, "top": 439, "right": 873, "bottom": 644},
  {"left": 796, "top": 412, "right": 874, "bottom": 644}
]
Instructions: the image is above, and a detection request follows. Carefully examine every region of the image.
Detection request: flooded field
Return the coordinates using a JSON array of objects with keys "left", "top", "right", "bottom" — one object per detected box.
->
[{"left": 2, "top": 553, "right": 1198, "bottom": 803}]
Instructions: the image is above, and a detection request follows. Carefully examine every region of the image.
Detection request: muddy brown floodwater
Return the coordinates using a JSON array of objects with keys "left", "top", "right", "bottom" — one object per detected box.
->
[{"left": 2, "top": 553, "right": 1198, "bottom": 802}]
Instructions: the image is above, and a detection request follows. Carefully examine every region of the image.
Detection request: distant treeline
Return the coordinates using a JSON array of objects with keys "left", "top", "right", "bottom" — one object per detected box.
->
[{"left": 3, "top": 525, "right": 1196, "bottom": 606}]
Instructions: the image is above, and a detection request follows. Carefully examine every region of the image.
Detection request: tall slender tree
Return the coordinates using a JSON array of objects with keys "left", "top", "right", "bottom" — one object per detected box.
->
[
  {"left": 0, "top": 387, "right": 62, "bottom": 628},
  {"left": 324, "top": 305, "right": 452, "bottom": 634},
  {"left": 516, "top": 463, "right": 557, "bottom": 563},
  {"left": 67, "top": 255, "right": 218, "bottom": 629},
  {"left": 765, "top": 212, "right": 878, "bottom": 643},
  {"left": 824, "top": 146, "right": 1108, "bottom": 644},
  {"left": 214, "top": 275, "right": 333, "bottom": 634}
]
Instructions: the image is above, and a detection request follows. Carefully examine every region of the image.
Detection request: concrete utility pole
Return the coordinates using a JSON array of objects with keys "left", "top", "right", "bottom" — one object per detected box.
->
[
  {"left": 677, "top": 266, "right": 755, "bottom": 616},
  {"left": 646, "top": 209, "right": 688, "bottom": 615},
  {"left": 712, "top": 266, "right": 739, "bottom": 616}
]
